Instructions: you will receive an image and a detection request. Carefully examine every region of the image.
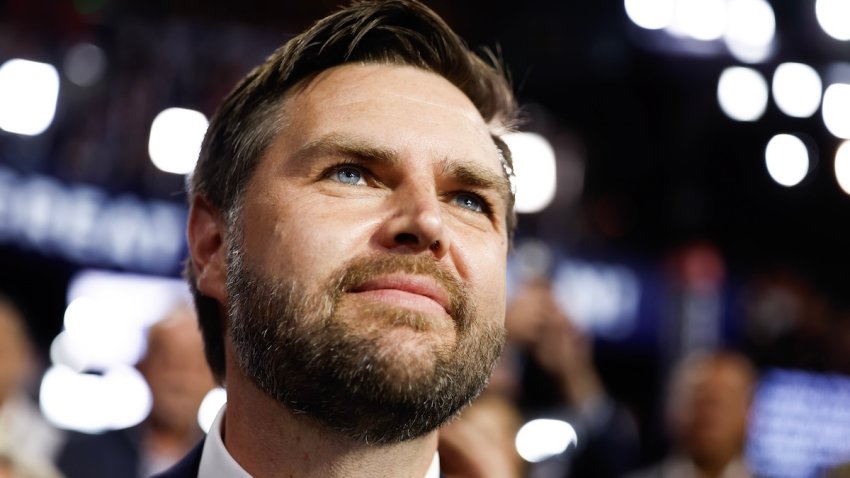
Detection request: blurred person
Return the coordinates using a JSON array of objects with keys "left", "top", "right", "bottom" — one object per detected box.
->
[
  {"left": 503, "top": 280, "right": 639, "bottom": 478},
  {"left": 159, "top": 0, "right": 520, "bottom": 476},
  {"left": 58, "top": 303, "right": 215, "bottom": 477},
  {"left": 139, "top": 304, "right": 217, "bottom": 474},
  {"left": 0, "top": 453, "right": 61, "bottom": 478},
  {"left": 0, "top": 298, "right": 63, "bottom": 478},
  {"left": 626, "top": 351, "right": 756, "bottom": 478},
  {"left": 742, "top": 269, "right": 834, "bottom": 371},
  {"left": 438, "top": 392, "right": 525, "bottom": 478}
]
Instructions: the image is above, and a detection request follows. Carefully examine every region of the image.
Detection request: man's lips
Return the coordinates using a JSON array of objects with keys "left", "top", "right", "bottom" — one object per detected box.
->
[{"left": 349, "top": 274, "right": 451, "bottom": 316}]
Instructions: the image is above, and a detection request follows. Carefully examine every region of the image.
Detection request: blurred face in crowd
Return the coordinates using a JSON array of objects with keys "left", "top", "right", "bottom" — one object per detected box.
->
[
  {"left": 667, "top": 355, "right": 754, "bottom": 466},
  {"left": 223, "top": 63, "right": 511, "bottom": 443},
  {"left": 0, "top": 302, "right": 29, "bottom": 405},
  {"left": 138, "top": 305, "right": 215, "bottom": 432}
]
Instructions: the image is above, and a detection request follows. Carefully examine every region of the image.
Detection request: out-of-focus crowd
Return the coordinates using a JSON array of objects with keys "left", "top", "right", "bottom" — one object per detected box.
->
[{"left": 0, "top": 298, "right": 213, "bottom": 478}]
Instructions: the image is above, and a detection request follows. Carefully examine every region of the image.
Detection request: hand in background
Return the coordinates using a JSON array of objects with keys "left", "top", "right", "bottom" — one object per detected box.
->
[
  {"left": 438, "top": 394, "right": 524, "bottom": 478},
  {"left": 508, "top": 281, "right": 605, "bottom": 408}
]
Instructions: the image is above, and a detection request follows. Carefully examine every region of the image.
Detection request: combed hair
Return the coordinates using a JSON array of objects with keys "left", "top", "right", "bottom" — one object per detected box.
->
[{"left": 186, "top": 0, "right": 519, "bottom": 381}]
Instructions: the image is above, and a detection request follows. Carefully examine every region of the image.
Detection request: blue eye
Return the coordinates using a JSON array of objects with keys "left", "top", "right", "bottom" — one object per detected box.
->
[
  {"left": 333, "top": 166, "right": 365, "bottom": 185},
  {"left": 453, "top": 193, "right": 485, "bottom": 213}
]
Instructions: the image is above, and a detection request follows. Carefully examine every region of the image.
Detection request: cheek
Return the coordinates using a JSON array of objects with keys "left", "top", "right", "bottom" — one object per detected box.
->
[
  {"left": 241, "top": 195, "right": 380, "bottom": 285},
  {"left": 462, "top": 246, "right": 507, "bottom": 323}
]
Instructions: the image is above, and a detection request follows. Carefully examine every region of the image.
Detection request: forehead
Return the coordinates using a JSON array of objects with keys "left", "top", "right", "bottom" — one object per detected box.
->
[
  {"left": 676, "top": 358, "right": 751, "bottom": 394},
  {"left": 281, "top": 63, "right": 502, "bottom": 170}
]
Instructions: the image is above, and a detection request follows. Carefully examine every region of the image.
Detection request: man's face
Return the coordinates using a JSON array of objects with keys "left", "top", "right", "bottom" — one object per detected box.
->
[
  {"left": 668, "top": 358, "right": 752, "bottom": 464},
  {"left": 138, "top": 306, "right": 215, "bottom": 432},
  {"left": 226, "top": 64, "right": 511, "bottom": 443}
]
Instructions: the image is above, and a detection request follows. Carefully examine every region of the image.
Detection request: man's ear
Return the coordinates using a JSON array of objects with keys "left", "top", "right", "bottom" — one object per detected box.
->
[{"left": 187, "top": 195, "right": 228, "bottom": 303}]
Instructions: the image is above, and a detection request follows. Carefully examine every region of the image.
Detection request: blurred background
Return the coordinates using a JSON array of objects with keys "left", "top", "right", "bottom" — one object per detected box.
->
[{"left": 1, "top": 0, "right": 850, "bottom": 477}]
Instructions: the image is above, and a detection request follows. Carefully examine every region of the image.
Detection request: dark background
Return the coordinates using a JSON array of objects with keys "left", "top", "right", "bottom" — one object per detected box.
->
[
  {"left": 1, "top": 0, "right": 849, "bottom": 467},
  {"left": 2, "top": 0, "right": 848, "bottom": 344}
]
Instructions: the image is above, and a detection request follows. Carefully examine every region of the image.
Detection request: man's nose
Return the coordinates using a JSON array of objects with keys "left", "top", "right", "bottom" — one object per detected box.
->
[{"left": 376, "top": 183, "right": 450, "bottom": 258}]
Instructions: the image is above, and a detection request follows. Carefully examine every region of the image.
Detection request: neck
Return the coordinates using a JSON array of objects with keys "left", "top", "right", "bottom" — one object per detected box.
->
[
  {"left": 688, "top": 452, "right": 740, "bottom": 478},
  {"left": 223, "top": 370, "right": 438, "bottom": 478}
]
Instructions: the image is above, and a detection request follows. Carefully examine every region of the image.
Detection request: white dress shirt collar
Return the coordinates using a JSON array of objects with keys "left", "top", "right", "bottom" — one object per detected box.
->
[{"left": 198, "top": 405, "right": 251, "bottom": 478}]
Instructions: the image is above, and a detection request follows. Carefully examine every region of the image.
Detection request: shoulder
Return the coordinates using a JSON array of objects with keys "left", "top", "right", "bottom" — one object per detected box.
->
[
  {"left": 57, "top": 429, "right": 140, "bottom": 478},
  {"left": 149, "top": 441, "right": 204, "bottom": 478}
]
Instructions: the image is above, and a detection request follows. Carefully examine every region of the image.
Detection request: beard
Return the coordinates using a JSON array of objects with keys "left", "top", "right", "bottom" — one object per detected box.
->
[{"left": 225, "top": 243, "right": 505, "bottom": 444}]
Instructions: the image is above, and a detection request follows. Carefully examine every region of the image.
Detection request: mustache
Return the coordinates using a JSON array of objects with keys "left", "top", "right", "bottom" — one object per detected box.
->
[{"left": 329, "top": 254, "right": 470, "bottom": 326}]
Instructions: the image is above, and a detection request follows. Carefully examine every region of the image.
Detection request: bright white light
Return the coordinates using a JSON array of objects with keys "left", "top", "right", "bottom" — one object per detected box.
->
[
  {"left": 822, "top": 84, "right": 850, "bottom": 139},
  {"left": 0, "top": 59, "right": 60, "bottom": 136},
  {"left": 198, "top": 387, "right": 227, "bottom": 433},
  {"left": 64, "top": 43, "right": 106, "bottom": 87},
  {"left": 515, "top": 419, "right": 578, "bottom": 463},
  {"left": 104, "top": 366, "right": 154, "bottom": 429},
  {"left": 67, "top": 269, "right": 191, "bottom": 329},
  {"left": 50, "top": 331, "right": 91, "bottom": 372},
  {"left": 59, "top": 296, "right": 146, "bottom": 370},
  {"left": 625, "top": 0, "right": 675, "bottom": 29},
  {"left": 40, "top": 364, "right": 152, "bottom": 433},
  {"left": 55, "top": 271, "right": 191, "bottom": 371},
  {"left": 40, "top": 365, "right": 106, "bottom": 433},
  {"left": 717, "top": 67, "right": 768, "bottom": 121},
  {"left": 835, "top": 141, "right": 850, "bottom": 195},
  {"left": 148, "top": 107, "right": 208, "bottom": 175},
  {"left": 501, "top": 132, "right": 557, "bottom": 214},
  {"left": 63, "top": 296, "right": 100, "bottom": 332},
  {"left": 669, "top": 0, "right": 727, "bottom": 41},
  {"left": 765, "top": 134, "right": 810, "bottom": 187},
  {"left": 816, "top": 0, "right": 850, "bottom": 41},
  {"left": 772, "top": 63, "right": 823, "bottom": 118},
  {"left": 724, "top": 0, "right": 775, "bottom": 63}
]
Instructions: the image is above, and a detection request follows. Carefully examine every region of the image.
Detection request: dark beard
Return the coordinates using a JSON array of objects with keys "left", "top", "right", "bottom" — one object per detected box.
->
[{"left": 226, "top": 249, "right": 505, "bottom": 444}]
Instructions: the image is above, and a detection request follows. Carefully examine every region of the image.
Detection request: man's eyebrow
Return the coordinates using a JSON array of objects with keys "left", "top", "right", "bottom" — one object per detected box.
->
[
  {"left": 291, "top": 133, "right": 401, "bottom": 166},
  {"left": 292, "top": 133, "right": 511, "bottom": 205},
  {"left": 441, "top": 160, "right": 512, "bottom": 207}
]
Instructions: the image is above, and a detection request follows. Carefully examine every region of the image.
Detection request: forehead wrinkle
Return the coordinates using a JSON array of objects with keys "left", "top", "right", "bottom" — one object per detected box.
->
[{"left": 380, "top": 90, "right": 486, "bottom": 125}]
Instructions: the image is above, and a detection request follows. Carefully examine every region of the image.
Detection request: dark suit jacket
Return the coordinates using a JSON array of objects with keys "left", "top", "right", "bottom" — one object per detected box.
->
[
  {"left": 149, "top": 441, "right": 204, "bottom": 478},
  {"left": 58, "top": 427, "right": 142, "bottom": 478}
]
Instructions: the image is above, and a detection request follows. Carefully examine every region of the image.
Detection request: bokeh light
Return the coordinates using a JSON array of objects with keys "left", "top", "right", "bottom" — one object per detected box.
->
[
  {"left": 198, "top": 387, "right": 227, "bottom": 433},
  {"left": 56, "top": 296, "right": 146, "bottom": 370},
  {"left": 53, "top": 271, "right": 192, "bottom": 371},
  {"left": 772, "top": 63, "right": 823, "bottom": 118},
  {"left": 724, "top": 0, "right": 775, "bottom": 63},
  {"left": 148, "top": 107, "right": 209, "bottom": 175},
  {"left": 834, "top": 141, "right": 850, "bottom": 195},
  {"left": 765, "top": 134, "right": 810, "bottom": 187},
  {"left": 816, "top": 0, "right": 850, "bottom": 41},
  {"left": 624, "top": 0, "right": 675, "bottom": 30},
  {"left": 822, "top": 84, "right": 850, "bottom": 139},
  {"left": 669, "top": 0, "right": 727, "bottom": 41},
  {"left": 0, "top": 59, "right": 60, "bottom": 136},
  {"left": 40, "top": 364, "right": 152, "bottom": 433},
  {"left": 515, "top": 419, "right": 578, "bottom": 463},
  {"left": 42, "top": 270, "right": 193, "bottom": 433},
  {"left": 502, "top": 131, "right": 558, "bottom": 214},
  {"left": 64, "top": 43, "right": 107, "bottom": 87},
  {"left": 717, "top": 66, "right": 768, "bottom": 121}
]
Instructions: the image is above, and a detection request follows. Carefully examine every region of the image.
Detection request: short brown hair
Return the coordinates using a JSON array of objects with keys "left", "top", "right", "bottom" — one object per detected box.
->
[{"left": 187, "top": 0, "right": 518, "bottom": 381}]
